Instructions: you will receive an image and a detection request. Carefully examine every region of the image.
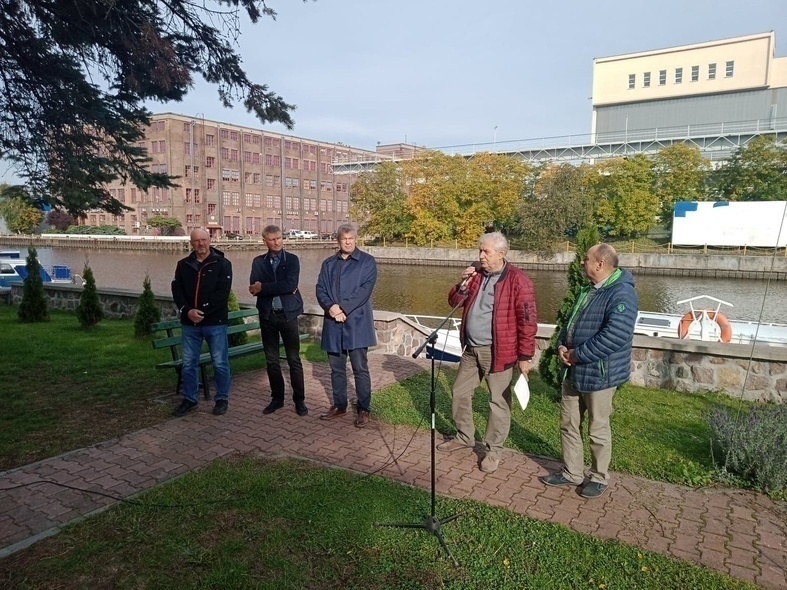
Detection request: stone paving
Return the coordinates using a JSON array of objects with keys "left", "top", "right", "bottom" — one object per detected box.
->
[{"left": 0, "top": 354, "right": 785, "bottom": 588}]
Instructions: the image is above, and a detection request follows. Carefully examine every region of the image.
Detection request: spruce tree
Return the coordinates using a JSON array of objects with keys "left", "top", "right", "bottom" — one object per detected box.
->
[
  {"left": 227, "top": 290, "right": 248, "bottom": 347},
  {"left": 134, "top": 274, "right": 161, "bottom": 337},
  {"left": 76, "top": 265, "right": 104, "bottom": 329},
  {"left": 17, "top": 246, "right": 49, "bottom": 322},
  {"left": 539, "top": 226, "right": 600, "bottom": 389}
]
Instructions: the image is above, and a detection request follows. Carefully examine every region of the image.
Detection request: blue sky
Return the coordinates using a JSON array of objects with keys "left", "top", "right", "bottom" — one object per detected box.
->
[
  {"left": 1, "top": 0, "right": 786, "bottom": 187},
  {"left": 148, "top": 0, "right": 787, "bottom": 151}
]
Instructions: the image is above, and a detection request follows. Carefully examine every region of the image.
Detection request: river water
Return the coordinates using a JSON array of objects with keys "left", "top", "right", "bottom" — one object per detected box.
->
[{"left": 10, "top": 244, "right": 787, "bottom": 324}]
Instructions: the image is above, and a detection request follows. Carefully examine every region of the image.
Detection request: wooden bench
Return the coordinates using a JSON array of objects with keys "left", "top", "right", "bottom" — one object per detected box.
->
[{"left": 152, "top": 308, "right": 308, "bottom": 400}]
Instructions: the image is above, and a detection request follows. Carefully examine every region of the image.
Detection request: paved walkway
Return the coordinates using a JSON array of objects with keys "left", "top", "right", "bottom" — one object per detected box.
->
[{"left": 0, "top": 354, "right": 785, "bottom": 588}]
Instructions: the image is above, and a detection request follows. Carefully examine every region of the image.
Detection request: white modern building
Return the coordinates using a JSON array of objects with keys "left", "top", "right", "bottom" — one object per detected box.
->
[{"left": 591, "top": 31, "right": 787, "bottom": 138}]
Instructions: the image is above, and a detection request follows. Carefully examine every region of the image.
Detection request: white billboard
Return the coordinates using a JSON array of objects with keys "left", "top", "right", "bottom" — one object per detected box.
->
[{"left": 672, "top": 201, "right": 787, "bottom": 247}]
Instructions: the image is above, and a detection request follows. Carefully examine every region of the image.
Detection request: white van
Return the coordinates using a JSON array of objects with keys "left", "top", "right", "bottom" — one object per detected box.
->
[{"left": 285, "top": 230, "right": 318, "bottom": 239}]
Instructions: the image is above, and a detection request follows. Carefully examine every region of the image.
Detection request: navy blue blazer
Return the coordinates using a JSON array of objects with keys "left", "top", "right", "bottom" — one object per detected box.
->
[{"left": 249, "top": 249, "right": 304, "bottom": 322}]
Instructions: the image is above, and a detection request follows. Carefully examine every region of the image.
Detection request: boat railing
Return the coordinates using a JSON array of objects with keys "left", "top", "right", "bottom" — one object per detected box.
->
[{"left": 404, "top": 314, "right": 462, "bottom": 332}]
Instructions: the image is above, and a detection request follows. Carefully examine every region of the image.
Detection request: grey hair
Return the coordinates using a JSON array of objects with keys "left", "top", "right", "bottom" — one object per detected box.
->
[
  {"left": 336, "top": 223, "right": 357, "bottom": 238},
  {"left": 595, "top": 243, "right": 619, "bottom": 268},
  {"left": 479, "top": 231, "right": 508, "bottom": 254},
  {"left": 262, "top": 224, "right": 281, "bottom": 237}
]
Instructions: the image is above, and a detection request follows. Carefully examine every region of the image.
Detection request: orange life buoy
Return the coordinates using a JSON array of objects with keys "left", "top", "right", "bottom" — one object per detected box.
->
[{"left": 677, "top": 310, "right": 732, "bottom": 342}]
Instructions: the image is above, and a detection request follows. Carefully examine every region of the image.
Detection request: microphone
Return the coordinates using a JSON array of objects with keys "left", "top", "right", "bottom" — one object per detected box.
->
[{"left": 459, "top": 261, "right": 484, "bottom": 291}]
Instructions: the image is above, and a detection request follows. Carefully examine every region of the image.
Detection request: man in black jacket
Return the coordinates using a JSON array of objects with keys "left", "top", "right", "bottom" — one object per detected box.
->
[
  {"left": 249, "top": 225, "right": 308, "bottom": 416},
  {"left": 171, "top": 229, "right": 233, "bottom": 417}
]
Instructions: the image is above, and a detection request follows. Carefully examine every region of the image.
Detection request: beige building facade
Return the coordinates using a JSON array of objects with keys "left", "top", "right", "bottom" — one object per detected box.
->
[
  {"left": 591, "top": 31, "right": 787, "bottom": 136},
  {"left": 84, "top": 113, "right": 383, "bottom": 237}
]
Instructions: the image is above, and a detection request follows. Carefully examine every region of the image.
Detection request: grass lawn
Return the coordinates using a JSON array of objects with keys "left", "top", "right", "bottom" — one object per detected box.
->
[
  {"left": 0, "top": 455, "right": 755, "bottom": 590},
  {"left": 0, "top": 304, "right": 326, "bottom": 470},
  {"left": 370, "top": 367, "right": 742, "bottom": 490}
]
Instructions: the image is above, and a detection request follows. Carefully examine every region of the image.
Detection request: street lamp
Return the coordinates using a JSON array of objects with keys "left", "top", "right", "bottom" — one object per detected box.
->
[{"left": 493, "top": 126, "right": 498, "bottom": 153}]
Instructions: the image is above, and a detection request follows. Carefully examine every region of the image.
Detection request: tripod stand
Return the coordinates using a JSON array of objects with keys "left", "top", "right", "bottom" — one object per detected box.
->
[{"left": 375, "top": 299, "right": 465, "bottom": 567}]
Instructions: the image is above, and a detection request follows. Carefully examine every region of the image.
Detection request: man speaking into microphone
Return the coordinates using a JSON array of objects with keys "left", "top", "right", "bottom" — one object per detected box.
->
[{"left": 437, "top": 232, "right": 538, "bottom": 473}]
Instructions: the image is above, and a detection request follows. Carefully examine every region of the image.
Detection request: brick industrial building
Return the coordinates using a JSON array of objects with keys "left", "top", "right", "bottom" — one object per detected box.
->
[{"left": 83, "top": 113, "right": 385, "bottom": 237}]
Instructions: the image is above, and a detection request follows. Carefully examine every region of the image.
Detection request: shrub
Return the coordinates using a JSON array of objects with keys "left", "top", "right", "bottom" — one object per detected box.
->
[
  {"left": 227, "top": 290, "right": 248, "bottom": 347},
  {"left": 133, "top": 274, "right": 161, "bottom": 337},
  {"left": 18, "top": 246, "right": 49, "bottom": 322},
  {"left": 708, "top": 403, "right": 787, "bottom": 497},
  {"left": 76, "top": 266, "right": 104, "bottom": 329}
]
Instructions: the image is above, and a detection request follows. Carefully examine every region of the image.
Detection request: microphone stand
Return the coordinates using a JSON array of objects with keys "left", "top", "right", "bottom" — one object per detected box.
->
[{"left": 375, "top": 295, "right": 466, "bottom": 567}]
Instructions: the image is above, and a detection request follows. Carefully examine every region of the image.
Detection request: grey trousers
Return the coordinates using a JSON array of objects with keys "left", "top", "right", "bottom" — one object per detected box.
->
[
  {"left": 451, "top": 346, "right": 513, "bottom": 459},
  {"left": 559, "top": 381, "right": 617, "bottom": 485}
]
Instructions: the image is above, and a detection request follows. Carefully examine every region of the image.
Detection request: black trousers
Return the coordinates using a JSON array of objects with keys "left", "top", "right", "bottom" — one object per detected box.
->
[{"left": 260, "top": 312, "right": 305, "bottom": 404}]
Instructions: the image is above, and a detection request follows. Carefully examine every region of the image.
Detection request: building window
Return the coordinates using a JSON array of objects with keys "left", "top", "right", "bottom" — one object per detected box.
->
[
  {"left": 725, "top": 60, "right": 734, "bottom": 77},
  {"left": 708, "top": 63, "right": 716, "bottom": 79},
  {"left": 205, "top": 134, "right": 215, "bottom": 146},
  {"left": 243, "top": 133, "right": 252, "bottom": 143},
  {"left": 221, "top": 147, "right": 230, "bottom": 160},
  {"left": 253, "top": 172, "right": 261, "bottom": 184},
  {"left": 628, "top": 73, "right": 635, "bottom": 89},
  {"left": 208, "top": 204, "right": 216, "bottom": 215},
  {"left": 222, "top": 191, "right": 230, "bottom": 205},
  {"left": 691, "top": 65, "right": 699, "bottom": 82},
  {"left": 643, "top": 72, "right": 650, "bottom": 88},
  {"left": 207, "top": 178, "right": 216, "bottom": 190},
  {"left": 231, "top": 170, "right": 239, "bottom": 182},
  {"left": 183, "top": 123, "right": 191, "bottom": 132},
  {"left": 675, "top": 67, "right": 683, "bottom": 84},
  {"left": 658, "top": 70, "right": 666, "bottom": 86},
  {"left": 230, "top": 131, "right": 239, "bottom": 141},
  {"left": 220, "top": 129, "right": 229, "bottom": 140},
  {"left": 206, "top": 156, "right": 215, "bottom": 168},
  {"left": 222, "top": 169, "right": 231, "bottom": 181}
]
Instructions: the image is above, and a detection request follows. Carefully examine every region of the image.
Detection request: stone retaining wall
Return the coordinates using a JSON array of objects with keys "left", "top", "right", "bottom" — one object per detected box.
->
[{"left": 7, "top": 283, "right": 786, "bottom": 403}]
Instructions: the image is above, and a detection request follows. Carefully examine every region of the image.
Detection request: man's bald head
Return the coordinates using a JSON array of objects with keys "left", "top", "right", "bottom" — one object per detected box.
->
[{"left": 190, "top": 228, "right": 211, "bottom": 261}]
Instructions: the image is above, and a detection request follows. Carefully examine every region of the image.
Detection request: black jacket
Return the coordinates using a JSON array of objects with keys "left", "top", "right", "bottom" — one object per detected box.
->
[
  {"left": 249, "top": 249, "right": 304, "bottom": 322},
  {"left": 172, "top": 247, "right": 233, "bottom": 326}
]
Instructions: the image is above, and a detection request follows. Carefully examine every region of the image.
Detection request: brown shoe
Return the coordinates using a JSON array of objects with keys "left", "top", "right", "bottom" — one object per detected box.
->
[
  {"left": 354, "top": 410, "right": 370, "bottom": 428},
  {"left": 320, "top": 406, "right": 347, "bottom": 420},
  {"left": 436, "top": 438, "right": 475, "bottom": 453}
]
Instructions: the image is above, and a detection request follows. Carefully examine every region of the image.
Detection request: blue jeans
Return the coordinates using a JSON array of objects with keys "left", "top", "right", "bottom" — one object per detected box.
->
[
  {"left": 181, "top": 324, "right": 231, "bottom": 403},
  {"left": 328, "top": 348, "right": 371, "bottom": 412}
]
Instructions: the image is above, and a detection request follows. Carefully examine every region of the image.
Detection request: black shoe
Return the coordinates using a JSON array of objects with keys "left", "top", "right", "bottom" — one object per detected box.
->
[
  {"left": 540, "top": 473, "right": 580, "bottom": 487},
  {"left": 580, "top": 481, "right": 608, "bottom": 499},
  {"left": 213, "top": 399, "right": 228, "bottom": 415},
  {"left": 295, "top": 404, "right": 309, "bottom": 416},
  {"left": 172, "top": 399, "right": 198, "bottom": 417},
  {"left": 263, "top": 400, "right": 284, "bottom": 415}
]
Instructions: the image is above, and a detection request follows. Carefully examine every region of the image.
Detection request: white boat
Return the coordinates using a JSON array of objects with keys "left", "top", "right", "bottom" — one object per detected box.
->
[
  {"left": 634, "top": 295, "right": 787, "bottom": 346},
  {"left": 406, "top": 295, "right": 787, "bottom": 361},
  {"left": 0, "top": 251, "right": 81, "bottom": 293}
]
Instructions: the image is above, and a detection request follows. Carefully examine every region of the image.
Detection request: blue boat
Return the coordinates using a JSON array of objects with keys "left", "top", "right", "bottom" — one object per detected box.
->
[{"left": 0, "top": 251, "right": 78, "bottom": 293}]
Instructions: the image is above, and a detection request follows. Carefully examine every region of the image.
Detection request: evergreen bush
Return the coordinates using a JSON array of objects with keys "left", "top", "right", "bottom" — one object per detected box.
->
[
  {"left": 133, "top": 274, "right": 161, "bottom": 337},
  {"left": 76, "top": 265, "right": 104, "bottom": 329},
  {"left": 17, "top": 246, "right": 49, "bottom": 322},
  {"left": 708, "top": 403, "right": 787, "bottom": 497},
  {"left": 227, "top": 290, "right": 248, "bottom": 347},
  {"left": 538, "top": 226, "right": 599, "bottom": 390}
]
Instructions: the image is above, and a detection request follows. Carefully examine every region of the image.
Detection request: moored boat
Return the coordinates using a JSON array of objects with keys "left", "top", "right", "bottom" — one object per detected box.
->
[{"left": 0, "top": 251, "right": 81, "bottom": 293}]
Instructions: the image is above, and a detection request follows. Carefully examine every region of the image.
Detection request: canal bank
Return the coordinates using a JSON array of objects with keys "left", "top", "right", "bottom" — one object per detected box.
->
[{"left": 3, "top": 235, "right": 786, "bottom": 280}]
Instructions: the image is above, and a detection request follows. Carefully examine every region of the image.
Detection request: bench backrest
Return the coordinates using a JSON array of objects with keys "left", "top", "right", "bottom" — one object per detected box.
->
[{"left": 151, "top": 308, "right": 260, "bottom": 360}]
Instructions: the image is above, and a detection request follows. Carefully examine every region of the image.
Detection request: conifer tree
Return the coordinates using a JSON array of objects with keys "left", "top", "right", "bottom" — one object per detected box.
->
[
  {"left": 227, "top": 290, "right": 248, "bottom": 347},
  {"left": 539, "top": 226, "right": 600, "bottom": 389},
  {"left": 134, "top": 274, "right": 161, "bottom": 337},
  {"left": 18, "top": 246, "right": 49, "bottom": 322},
  {"left": 76, "top": 265, "right": 104, "bottom": 329}
]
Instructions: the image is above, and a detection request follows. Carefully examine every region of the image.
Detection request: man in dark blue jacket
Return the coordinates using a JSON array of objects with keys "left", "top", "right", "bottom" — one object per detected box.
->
[
  {"left": 171, "top": 229, "right": 233, "bottom": 417},
  {"left": 249, "top": 225, "right": 307, "bottom": 416},
  {"left": 316, "top": 223, "right": 377, "bottom": 427},
  {"left": 541, "top": 244, "right": 638, "bottom": 499}
]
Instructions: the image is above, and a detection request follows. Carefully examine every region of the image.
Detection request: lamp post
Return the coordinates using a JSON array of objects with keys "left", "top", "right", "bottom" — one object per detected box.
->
[
  {"left": 493, "top": 125, "right": 498, "bottom": 153},
  {"left": 189, "top": 120, "right": 195, "bottom": 230}
]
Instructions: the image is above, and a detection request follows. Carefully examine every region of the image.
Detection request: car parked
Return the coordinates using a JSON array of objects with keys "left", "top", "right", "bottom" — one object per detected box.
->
[
  {"left": 224, "top": 232, "right": 244, "bottom": 240},
  {"left": 285, "top": 230, "right": 318, "bottom": 239}
]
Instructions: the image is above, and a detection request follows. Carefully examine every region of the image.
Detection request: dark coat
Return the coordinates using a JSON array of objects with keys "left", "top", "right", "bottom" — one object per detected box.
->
[
  {"left": 316, "top": 248, "right": 377, "bottom": 353},
  {"left": 557, "top": 268, "right": 638, "bottom": 392},
  {"left": 249, "top": 249, "right": 304, "bottom": 322},
  {"left": 449, "top": 262, "right": 537, "bottom": 373},
  {"left": 172, "top": 247, "right": 233, "bottom": 326}
]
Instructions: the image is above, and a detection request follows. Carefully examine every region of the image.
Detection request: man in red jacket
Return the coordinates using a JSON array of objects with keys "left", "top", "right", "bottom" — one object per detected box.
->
[{"left": 437, "top": 232, "right": 537, "bottom": 473}]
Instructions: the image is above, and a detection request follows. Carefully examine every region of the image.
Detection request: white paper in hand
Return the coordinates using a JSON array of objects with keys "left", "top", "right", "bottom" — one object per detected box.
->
[{"left": 513, "top": 374, "right": 530, "bottom": 410}]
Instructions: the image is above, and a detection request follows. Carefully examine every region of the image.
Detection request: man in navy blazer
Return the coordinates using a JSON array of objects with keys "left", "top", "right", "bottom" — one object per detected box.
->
[
  {"left": 316, "top": 223, "right": 378, "bottom": 427},
  {"left": 249, "top": 225, "right": 308, "bottom": 416}
]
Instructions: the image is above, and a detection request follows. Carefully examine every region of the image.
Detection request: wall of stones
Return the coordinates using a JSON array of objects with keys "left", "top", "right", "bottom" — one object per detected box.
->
[{"left": 8, "top": 283, "right": 786, "bottom": 403}]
